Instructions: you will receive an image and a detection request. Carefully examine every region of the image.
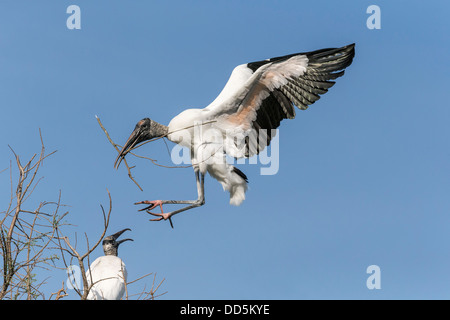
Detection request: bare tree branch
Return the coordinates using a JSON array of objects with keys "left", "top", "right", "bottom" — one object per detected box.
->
[
  {"left": 1, "top": 130, "right": 167, "bottom": 300},
  {"left": 96, "top": 116, "right": 144, "bottom": 191}
]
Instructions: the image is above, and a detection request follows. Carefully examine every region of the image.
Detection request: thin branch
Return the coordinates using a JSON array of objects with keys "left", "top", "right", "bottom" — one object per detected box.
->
[
  {"left": 126, "top": 272, "right": 153, "bottom": 286},
  {"left": 96, "top": 115, "right": 143, "bottom": 191},
  {"left": 49, "top": 282, "right": 68, "bottom": 300},
  {"left": 96, "top": 115, "right": 221, "bottom": 176},
  {"left": 80, "top": 190, "right": 111, "bottom": 261}
]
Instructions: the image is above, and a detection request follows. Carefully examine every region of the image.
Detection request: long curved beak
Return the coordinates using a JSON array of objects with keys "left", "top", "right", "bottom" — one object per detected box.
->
[
  {"left": 111, "top": 229, "right": 133, "bottom": 246},
  {"left": 111, "top": 228, "right": 132, "bottom": 240},
  {"left": 117, "top": 238, "right": 134, "bottom": 245},
  {"left": 114, "top": 128, "right": 142, "bottom": 169}
]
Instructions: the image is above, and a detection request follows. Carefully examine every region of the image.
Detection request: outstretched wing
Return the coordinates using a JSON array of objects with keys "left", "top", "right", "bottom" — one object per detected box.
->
[{"left": 204, "top": 43, "right": 355, "bottom": 158}]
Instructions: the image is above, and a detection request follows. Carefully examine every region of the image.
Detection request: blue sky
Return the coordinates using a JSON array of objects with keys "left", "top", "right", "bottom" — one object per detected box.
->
[{"left": 0, "top": 0, "right": 449, "bottom": 299}]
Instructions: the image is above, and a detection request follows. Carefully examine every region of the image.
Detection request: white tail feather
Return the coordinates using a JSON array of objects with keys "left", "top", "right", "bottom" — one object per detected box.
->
[
  {"left": 206, "top": 162, "right": 248, "bottom": 206},
  {"left": 229, "top": 183, "right": 247, "bottom": 206}
]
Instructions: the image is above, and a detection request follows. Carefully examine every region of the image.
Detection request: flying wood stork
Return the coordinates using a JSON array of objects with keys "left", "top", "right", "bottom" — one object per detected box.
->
[
  {"left": 114, "top": 44, "right": 355, "bottom": 227},
  {"left": 86, "top": 228, "right": 133, "bottom": 300}
]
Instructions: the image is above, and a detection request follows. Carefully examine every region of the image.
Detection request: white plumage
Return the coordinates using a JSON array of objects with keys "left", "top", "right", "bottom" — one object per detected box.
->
[
  {"left": 86, "top": 228, "right": 133, "bottom": 300},
  {"left": 86, "top": 256, "right": 128, "bottom": 300},
  {"left": 115, "top": 44, "right": 355, "bottom": 226}
]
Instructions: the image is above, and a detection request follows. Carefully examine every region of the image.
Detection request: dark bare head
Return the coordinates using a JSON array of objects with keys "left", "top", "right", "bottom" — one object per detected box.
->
[
  {"left": 102, "top": 228, "right": 133, "bottom": 256},
  {"left": 114, "top": 118, "right": 168, "bottom": 169}
]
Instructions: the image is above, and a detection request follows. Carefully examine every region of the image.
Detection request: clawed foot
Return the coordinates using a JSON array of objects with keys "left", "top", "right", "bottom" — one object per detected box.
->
[
  {"left": 135, "top": 200, "right": 174, "bottom": 228},
  {"left": 135, "top": 200, "right": 164, "bottom": 212}
]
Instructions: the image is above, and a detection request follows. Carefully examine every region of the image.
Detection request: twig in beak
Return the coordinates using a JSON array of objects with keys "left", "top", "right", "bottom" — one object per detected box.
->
[{"left": 96, "top": 116, "right": 143, "bottom": 191}]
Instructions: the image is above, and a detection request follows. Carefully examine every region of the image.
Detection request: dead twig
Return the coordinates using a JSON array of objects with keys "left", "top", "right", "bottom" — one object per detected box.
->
[
  {"left": 54, "top": 190, "right": 113, "bottom": 300},
  {"left": 95, "top": 115, "right": 220, "bottom": 190},
  {"left": 49, "top": 282, "right": 68, "bottom": 300},
  {"left": 0, "top": 130, "right": 64, "bottom": 300},
  {"left": 96, "top": 116, "right": 144, "bottom": 191}
]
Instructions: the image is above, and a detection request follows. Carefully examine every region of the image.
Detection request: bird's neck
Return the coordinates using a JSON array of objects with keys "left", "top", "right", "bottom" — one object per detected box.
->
[
  {"left": 104, "top": 249, "right": 118, "bottom": 256},
  {"left": 151, "top": 121, "right": 169, "bottom": 138}
]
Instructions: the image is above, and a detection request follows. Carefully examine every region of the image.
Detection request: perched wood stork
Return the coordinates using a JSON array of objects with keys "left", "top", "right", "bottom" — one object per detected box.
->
[
  {"left": 114, "top": 44, "right": 355, "bottom": 227},
  {"left": 86, "top": 228, "right": 133, "bottom": 300}
]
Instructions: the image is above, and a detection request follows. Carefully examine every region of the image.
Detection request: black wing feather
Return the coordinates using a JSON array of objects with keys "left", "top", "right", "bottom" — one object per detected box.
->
[{"left": 241, "top": 43, "right": 355, "bottom": 157}]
